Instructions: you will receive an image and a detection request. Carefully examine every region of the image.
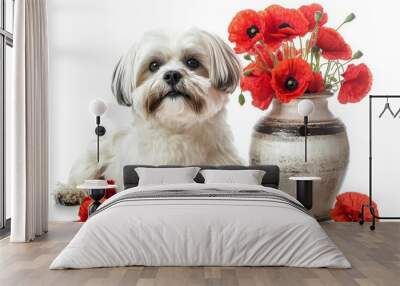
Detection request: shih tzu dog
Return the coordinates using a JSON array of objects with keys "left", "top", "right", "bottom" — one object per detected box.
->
[{"left": 66, "top": 28, "right": 242, "bottom": 188}]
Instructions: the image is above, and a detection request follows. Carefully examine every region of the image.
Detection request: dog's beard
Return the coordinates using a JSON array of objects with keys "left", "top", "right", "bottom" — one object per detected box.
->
[
  {"left": 144, "top": 77, "right": 207, "bottom": 116},
  {"left": 132, "top": 72, "right": 228, "bottom": 130}
]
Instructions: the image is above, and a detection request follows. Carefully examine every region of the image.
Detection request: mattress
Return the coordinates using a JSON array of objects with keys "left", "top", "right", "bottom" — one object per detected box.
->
[{"left": 50, "top": 183, "right": 350, "bottom": 269}]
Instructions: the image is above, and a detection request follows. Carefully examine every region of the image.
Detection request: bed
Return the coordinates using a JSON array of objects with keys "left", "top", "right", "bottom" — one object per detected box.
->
[{"left": 50, "top": 165, "right": 350, "bottom": 269}]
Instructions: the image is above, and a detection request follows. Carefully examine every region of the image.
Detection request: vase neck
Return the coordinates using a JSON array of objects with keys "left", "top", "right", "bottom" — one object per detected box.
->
[{"left": 267, "top": 95, "right": 336, "bottom": 123}]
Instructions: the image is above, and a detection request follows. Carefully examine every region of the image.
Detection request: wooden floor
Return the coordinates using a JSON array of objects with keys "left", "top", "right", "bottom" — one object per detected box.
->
[{"left": 0, "top": 222, "right": 399, "bottom": 286}]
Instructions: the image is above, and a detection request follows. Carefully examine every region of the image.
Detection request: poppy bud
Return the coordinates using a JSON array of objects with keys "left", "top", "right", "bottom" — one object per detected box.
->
[
  {"left": 238, "top": 93, "right": 245, "bottom": 105},
  {"left": 314, "top": 11, "right": 323, "bottom": 24},
  {"left": 344, "top": 13, "right": 356, "bottom": 23},
  {"left": 244, "top": 54, "right": 252, "bottom": 61},
  {"left": 243, "top": 68, "right": 255, "bottom": 76},
  {"left": 352, "top": 50, "right": 363, "bottom": 60},
  {"left": 311, "top": 45, "right": 320, "bottom": 54}
]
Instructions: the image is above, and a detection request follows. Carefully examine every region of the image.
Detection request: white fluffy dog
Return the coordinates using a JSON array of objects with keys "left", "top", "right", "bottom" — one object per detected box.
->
[{"left": 67, "top": 29, "right": 242, "bottom": 188}]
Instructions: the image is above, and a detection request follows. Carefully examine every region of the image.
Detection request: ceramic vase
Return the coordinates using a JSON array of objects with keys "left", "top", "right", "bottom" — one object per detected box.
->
[{"left": 249, "top": 92, "right": 349, "bottom": 220}]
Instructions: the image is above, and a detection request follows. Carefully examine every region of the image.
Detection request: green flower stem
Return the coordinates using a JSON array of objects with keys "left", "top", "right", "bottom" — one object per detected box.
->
[
  {"left": 310, "top": 51, "right": 314, "bottom": 68},
  {"left": 290, "top": 41, "right": 295, "bottom": 58},
  {"left": 327, "top": 61, "right": 344, "bottom": 90},
  {"left": 308, "top": 19, "right": 321, "bottom": 64},
  {"left": 331, "top": 61, "right": 345, "bottom": 80},
  {"left": 337, "top": 13, "right": 356, "bottom": 30},
  {"left": 341, "top": 59, "right": 354, "bottom": 66},
  {"left": 327, "top": 62, "right": 339, "bottom": 86},
  {"left": 336, "top": 22, "right": 345, "bottom": 31},
  {"left": 304, "top": 39, "right": 310, "bottom": 61},
  {"left": 315, "top": 52, "right": 320, "bottom": 71},
  {"left": 337, "top": 63, "right": 344, "bottom": 87},
  {"left": 299, "top": 37, "right": 303, "bottom": 59},
  {"left": 307, "top": 39, "right": 313, "bottom": 62},
  {"left": 324, "top": 61, "right": 332, "bottom": 84},
  {"left": 319, "top": 62, "right": 330, "bottom": 68}
]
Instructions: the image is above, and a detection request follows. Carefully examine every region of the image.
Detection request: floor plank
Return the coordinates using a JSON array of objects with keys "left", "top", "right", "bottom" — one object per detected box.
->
[{"left": 0, "top": 222, "right": 399, "bottom": 286}]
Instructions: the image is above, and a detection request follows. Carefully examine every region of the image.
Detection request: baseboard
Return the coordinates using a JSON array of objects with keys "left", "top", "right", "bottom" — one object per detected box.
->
[{"left": 0, "top": 218, "right": 11, "bottom": 239}]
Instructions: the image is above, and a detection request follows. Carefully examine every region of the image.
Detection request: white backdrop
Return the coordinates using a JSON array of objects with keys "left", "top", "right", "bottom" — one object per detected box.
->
[{"left": 47, "top": 0, "right": 400, "bottom": 220}]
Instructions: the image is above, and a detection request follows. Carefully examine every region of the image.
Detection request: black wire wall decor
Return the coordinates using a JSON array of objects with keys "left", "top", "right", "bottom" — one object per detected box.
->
[{"left": 359, "top": 95, "right": 400, "bottom": 230}]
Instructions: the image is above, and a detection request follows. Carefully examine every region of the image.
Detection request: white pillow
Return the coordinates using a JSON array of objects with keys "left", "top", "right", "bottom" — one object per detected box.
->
[
  {"left": 200, "top": 169, "right": 266, "bottom": 185},
  {"left": 135, "top": 167, "right": 200, "bottom": 186}
]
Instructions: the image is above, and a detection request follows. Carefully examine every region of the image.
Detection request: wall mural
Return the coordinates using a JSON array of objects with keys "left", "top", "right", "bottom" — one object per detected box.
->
[
  {"left": 55, "top": 3, "right": 373, "bottom": 221},
  {"left": 55, "top": 29, "right": 243, "bottom": 206}
]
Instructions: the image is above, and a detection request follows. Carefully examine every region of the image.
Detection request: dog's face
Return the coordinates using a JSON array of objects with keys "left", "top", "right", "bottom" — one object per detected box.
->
[{"left": 111, "top": 29, "right": 241, "bottom": 129}]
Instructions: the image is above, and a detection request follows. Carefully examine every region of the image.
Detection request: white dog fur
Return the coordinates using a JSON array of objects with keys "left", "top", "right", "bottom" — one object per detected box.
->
[{"left": 66, "top": 28, "right": 243, "bottom": 188}]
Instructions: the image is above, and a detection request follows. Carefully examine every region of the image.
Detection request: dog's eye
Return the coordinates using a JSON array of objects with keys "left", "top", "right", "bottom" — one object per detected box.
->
[
  {"left": 149, "top": 61, "right": 161, "bottom": 72},
  {"left": 185, "top": 58, "right": 200, "bottom": 70}
]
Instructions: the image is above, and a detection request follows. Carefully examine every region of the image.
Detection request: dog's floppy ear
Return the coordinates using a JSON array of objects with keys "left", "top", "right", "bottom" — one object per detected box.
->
[
  {"left": 199, "top": 30, "right": 242, "bottom": 93},
  {"left": 111, "top": 49, "right": 137, "bottom": 107}
]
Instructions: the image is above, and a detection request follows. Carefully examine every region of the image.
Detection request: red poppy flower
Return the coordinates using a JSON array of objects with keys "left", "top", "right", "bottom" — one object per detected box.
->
[
  {"left": 240, "top": 62, "right": 274, "bottom": 110},
  {"left": 307, "top": 72, "right": 325, "bottom": 93},
  {"left": 317, "top": 27, "right": 352, "bottom": 60},
  {"left": 262, "top": 5, "right": 309, "bottom": 50},
  {"left": 275, "top": 50, "right": 284, "bottom": 62},
  {"left": 252, "top": 44, "right": 275, "bottom": 69},
  {"left": 338, "top": 63, "right": 372, "bottom": 104},
  {"left": 228, "top": 9, "right": 265, "bottom": 53},
  {"left": 330, "top": 192, "right": 379, "bottom": 222},
  {"left": 299, "top": 3, "right": 328, "bottom": 32},
  {"left": 271, "top": 58, "right": 313, "bottom": 103}
]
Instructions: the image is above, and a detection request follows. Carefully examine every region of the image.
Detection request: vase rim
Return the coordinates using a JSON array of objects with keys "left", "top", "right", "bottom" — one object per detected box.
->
[{"left": 299, "top": 91, "right": 334, "bottom": 99}]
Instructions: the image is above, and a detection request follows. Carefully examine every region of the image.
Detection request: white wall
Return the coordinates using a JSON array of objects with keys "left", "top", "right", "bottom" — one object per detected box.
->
[{"left": 48, "top": 0, "right": 400, "bottom": 220}]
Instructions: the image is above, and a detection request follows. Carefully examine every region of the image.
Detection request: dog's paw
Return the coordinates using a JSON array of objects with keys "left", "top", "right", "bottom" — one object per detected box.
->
[{"left": 54, "top": 182, "right": 85, "bottom": 206}]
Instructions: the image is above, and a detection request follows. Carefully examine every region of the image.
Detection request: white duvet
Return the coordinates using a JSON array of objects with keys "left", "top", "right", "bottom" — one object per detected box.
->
[{"left": 50, "top": 183, "right": 350, "bottom": 269}]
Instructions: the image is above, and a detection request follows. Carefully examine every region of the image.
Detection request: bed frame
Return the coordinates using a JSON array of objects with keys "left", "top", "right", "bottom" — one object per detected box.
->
[{"left": 123, "top": 165, "right": 280, "bottom": 190}]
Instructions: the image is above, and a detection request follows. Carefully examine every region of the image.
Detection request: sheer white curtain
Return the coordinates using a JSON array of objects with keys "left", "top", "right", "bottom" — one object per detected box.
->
[{"left": 10, "top": 0, "right": 48, "bottom": 242}]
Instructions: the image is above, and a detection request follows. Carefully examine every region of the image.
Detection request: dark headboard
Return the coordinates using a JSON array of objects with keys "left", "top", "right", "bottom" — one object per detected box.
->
[{"left": 123, "top": 165, "right": 280, "bottom": 189}]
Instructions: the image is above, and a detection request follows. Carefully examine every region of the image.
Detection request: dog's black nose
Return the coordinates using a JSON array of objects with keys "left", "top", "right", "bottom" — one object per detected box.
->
[{"left": 163, "top": 70, "right": 182, "bottom": 86}]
